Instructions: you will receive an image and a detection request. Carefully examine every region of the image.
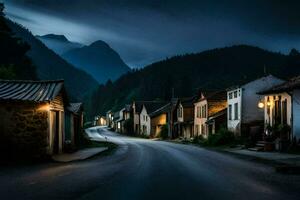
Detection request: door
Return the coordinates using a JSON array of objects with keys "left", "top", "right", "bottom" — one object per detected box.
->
[{"left": 51, "top": 111, "right": 60, "bottom": 154}]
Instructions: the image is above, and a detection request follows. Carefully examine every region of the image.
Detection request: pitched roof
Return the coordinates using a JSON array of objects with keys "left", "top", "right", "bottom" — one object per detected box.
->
[
  {"left": 149, "top": 103, "right": 171, "bottom": 117},
  {"left": 134, "top": 101, "right": 166, "bottom": 113},
  {"left": 178, "top": 96, "right": 195, "bottom": 107},
  {"left": 0, "top": 79, "right": 64, "bottom": 102},
  {"left": 142, "top": 101, "right": 168, "bottom": 114},
  {"left": 227, "top": 75, "right": 283, "bottom": 91},
  {"left": 67, "top": 103, "right": 83, "bottom": 114},
  {"left": 258, "top": 76, "right": 300, "bottom": 94},
  {"left": 195, "top": 90, "right": 227, "bottom": 102}
]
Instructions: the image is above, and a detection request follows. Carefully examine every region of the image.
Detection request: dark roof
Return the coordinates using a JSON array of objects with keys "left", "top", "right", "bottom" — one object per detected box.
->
[
  {"left": 134, "top": 101, "right": 166, "bottom": 113},
  {"left": 258, "top": 76, "right": 300, "bottom": 94},
  {"left": 142, "top": 101, "right": 168, "bottom": 114},
  {"left": 0, "top": 79, "right": 64, "bottom": 102},
  {"left": 149, "top": 103, "right": 171, "bottom": 117},
  {"left": 113, "top": 111, "right": 120, "bottom": 120},
  {"left": 178, "top": 96, "right": 195, "bottom": 107},
  {"left": 124, "top": 104, "right": 132, "bottom": 112},
  {"left": 196, "top": 90, "right": 227, "bottom": 102},
  {"left": 67, "top": 103, "right": 83, "bottom": 114},
  {"left": 206, "top": 108, "right": 227, "bottom": 123}
]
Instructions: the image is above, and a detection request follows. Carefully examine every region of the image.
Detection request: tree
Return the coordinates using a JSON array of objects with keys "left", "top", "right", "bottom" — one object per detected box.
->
[{"left": 0, "top": 3, "right": 37, "bottom": 80}]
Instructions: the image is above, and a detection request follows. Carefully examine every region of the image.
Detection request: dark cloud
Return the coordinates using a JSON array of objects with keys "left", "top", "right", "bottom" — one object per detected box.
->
[{"left": 3, "top": 0, "right": 300, "bottom": 67}]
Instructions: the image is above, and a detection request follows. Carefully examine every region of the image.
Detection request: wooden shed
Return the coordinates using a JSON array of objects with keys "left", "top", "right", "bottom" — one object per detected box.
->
[
  {"left": 0, "top": 80, "right": 68, "bottom": 158},
  {"left": 65, "top": 103, "right": 83, "bottom": 151}
]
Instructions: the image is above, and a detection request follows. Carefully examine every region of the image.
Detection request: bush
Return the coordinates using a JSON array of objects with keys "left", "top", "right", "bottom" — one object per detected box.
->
[
  {"left": 205, "top": 128, "right": 235, "bottom": 146},
  {"left": 159, "top": 124, "right": 169, "bottom": 139}
]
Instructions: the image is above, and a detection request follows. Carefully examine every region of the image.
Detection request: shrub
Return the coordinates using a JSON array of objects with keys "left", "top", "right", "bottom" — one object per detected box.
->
[
  {"left": 159, "top": 124, "right": 169, "bottom": 139},
  {"left": 205, "top": 128, "right": 235, "bottom": 146}
]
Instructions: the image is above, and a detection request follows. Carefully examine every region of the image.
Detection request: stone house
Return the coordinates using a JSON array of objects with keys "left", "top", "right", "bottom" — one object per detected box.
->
[
  {"left": 258, "top": 76, "right": 300, "bottom": 144},
  {"left": 227, "top": 75, "right": 284, "bottom": 138},
  {"left": 106, "top": 110, "right": 113, "bottom": 128},
  {"left": 173, "top": 97, "right": 195, "bottom": 139},
  {"left": 194, "top": 91, "right": 227, "bottom": 138},
  {"left": 0, "top": 80, "right": 68, "bottom": 158}
]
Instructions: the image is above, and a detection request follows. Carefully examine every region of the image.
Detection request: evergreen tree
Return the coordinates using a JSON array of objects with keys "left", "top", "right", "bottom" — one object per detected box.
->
[{"left": 0, "top": 3, "right": 37, "bottom": 80}]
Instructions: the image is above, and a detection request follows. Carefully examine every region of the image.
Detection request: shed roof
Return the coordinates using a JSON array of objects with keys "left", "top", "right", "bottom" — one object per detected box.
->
[
  {"left": 0, "top": 79, "right": 64, "bottom": 102},
  {"left": 258, "top": 76, "right": 300, "bottom": 95},
  {"left": 67, "top": 103, "right": 83, "bottom": 114},
  {"left": 149, "top": 103, "right": 171, "bottom": 117}
]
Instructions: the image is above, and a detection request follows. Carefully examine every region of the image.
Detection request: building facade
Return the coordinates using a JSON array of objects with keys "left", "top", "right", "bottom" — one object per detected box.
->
[{"left": 227, "top": 75, "right": 284, "bottom": 137}]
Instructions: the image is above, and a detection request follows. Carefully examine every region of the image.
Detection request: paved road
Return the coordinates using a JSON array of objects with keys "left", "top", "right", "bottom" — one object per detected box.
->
[{"left": 0, "top": 127, "right": 300, "bottom": 200}]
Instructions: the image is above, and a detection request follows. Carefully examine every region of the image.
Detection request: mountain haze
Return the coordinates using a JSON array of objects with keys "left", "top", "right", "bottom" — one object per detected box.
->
[
  {"left": 62, "top": 40, "right": 130, "bottom": 83},
  {"left": 88, "top": 45, "right": 300, "bottom": 118},
  {"left": 37, "top": 34, "right": 83, "bottom": 55},
  {"left": 6, "top": 19, "right": 99, "bottom": 100}
]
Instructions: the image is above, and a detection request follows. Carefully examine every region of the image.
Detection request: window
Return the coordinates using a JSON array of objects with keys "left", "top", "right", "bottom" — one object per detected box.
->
[
  {"left": 195, "top": 125, "right": 199, "bottom": 135},
  {"left": 228, "top": 105, "right": 232, "bottom": 120},
  {"left": 234, "top": 91, "right": 238, "bottom": 98},
  {"left": 234, "top": 103, "right": 238, "bottom": 120},
  {"left": 196, "top": 106, "right": 201, "bottom": 118},
  {"left": 229, "top": 92, "right": 233, "bottom": 99}
]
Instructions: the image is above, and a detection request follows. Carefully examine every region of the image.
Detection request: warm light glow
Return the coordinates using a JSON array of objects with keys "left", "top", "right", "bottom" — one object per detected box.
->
[
  {"left": 267, "top": 101, "right": 271, "bottom": 107},
  {"left": 37, "top": 104, "right": 50, "bottom": 111},
  {"left": 258, "top": 102, "right": 264, "bottom": 109}
]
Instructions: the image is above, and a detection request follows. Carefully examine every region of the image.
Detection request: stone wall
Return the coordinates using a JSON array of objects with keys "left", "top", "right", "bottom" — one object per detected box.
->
[{"left": 0, "top": 102, "right": 49, "bottom": 160}]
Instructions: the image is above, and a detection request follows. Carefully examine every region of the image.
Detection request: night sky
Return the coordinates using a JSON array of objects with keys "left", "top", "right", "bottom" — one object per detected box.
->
[{"left": 3, "top": 0, "right": 300, "bottom": 68}]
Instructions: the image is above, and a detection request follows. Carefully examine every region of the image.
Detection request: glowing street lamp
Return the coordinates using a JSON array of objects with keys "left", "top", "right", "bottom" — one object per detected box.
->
[{"left": 258, "top": 101, "right": 264, "bottom": 109}]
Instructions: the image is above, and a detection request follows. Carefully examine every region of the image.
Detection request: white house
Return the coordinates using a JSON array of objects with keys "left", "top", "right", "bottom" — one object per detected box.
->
[
  {"left": 227, "top": 75, "right": 284, "bottom": 137},
  {"left": 139, "top": 101, "right": 168, "bottom": 136},
  {"left": 194, "top": 91, "right": 227, "bottom": 138},
  {"left": 259, "top": 76, "right": 300, "bottom": 142},
  {"left": 140, "top": 105, "right": 151, "bottom": 135}
]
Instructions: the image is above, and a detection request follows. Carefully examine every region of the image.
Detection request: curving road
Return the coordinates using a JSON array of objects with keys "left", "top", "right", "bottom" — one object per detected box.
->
[{"left": 0, "top": 126, "right": 300, "bottom": 200}]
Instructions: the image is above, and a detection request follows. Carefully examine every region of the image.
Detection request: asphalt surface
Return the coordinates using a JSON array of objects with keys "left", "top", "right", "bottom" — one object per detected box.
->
[{"left": 0, "top": 127, "right": 300, "bottom": 200}]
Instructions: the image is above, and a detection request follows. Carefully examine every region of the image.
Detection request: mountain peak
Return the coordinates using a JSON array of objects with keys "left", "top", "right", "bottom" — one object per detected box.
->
[
  {"left": 89, "top": 40, "right": 110, "bottom": 49},
  {"left": 38, "top": 34, "right": 69, "bottom": 42}
]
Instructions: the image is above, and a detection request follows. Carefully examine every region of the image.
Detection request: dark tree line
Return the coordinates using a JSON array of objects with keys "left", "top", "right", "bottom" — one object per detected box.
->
[
  {"left": 0, "top": 3, "right": 37, "bottom": 80},
  {"left": 86, "top": 44, "right": 300, "bottom": 119}
]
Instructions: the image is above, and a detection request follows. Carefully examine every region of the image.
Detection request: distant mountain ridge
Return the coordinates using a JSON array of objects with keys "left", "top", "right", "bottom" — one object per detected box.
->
[
  {"left": 88, "top": 45, "right": 300, "bottom": 118},
  {"left": 6, "top": 19, "right": 99, "bottom": 100},
  {"left": 37, "top": 34, "right": 83, "bottom": 55},
  {"left": 62, "top": 40, "right": 131, "bottom": 83}
]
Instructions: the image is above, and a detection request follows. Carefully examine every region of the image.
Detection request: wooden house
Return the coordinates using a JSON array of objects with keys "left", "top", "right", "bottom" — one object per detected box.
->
[
  {"left": 194, "top": 91, "right": 227, "bottom": 138},
  {"left": 149, "top": 103, "right": 171, "bottom": 138},
  {"left": 0, "top": 80, "right": 68, "bottom": 158},
  {"left": 227, "top": 75, "right": 284, "bottom": 138},
  {"left": 173, "top": 97, "right": 195, "bottom": 139},
  {"left": 65, "top": 103, "right": 83, "bottom": 150},
  {"left": 139, "top": 101, "right": 168, "bottom": 136},
  {"left": 258, "top": 76, "right": 300, "bottom": 146}
]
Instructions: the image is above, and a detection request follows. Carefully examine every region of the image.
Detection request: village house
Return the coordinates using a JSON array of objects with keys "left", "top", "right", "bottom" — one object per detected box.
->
[
  {"left": 258, "top": 76, "right": 300, "bottom": 150},
  {"left": 227, "top": 75, "right": 284, "bottom": 138},
  {"left": 0, "top": 80, "right": 69, "bottom": 158},
  {"left": 106, "top": 110, "right": 113, "bottom": 127},
  {"left": 121, "top": 104, "right": 132, "bottom": 134},
  {"left": 94, "top": 115, "right": 107, "bottom": 126},
  {"left": 173, "top": 97, "right": 195, "bottom": 139},
  {"left": 65, "top": 103, "right": 84, "bottom": 151},
  {"left": 139, "top": 101, "right": 167, "bottom": 136},
  {"left": 149, "top": 103, "right": 171, "bottom": 138},
  {"left": 132, "top": 101, "right": 145, "bottom": 135},
  {"left": 194, "top": 91, "right": 227, "bottom": 138}
]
